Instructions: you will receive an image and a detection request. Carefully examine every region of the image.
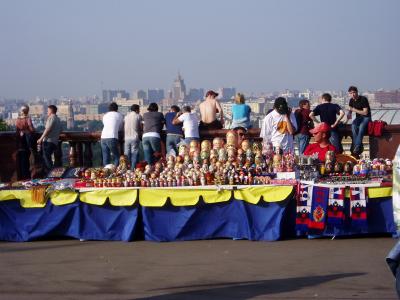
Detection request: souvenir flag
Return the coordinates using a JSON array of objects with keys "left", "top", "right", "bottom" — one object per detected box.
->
[
  {"left": 327, "top": 187, "right": 345, "bottom": 226},
  {"left": 309, "top": 186, "right": 330, "bottom": 233},
  {"left": 296, "top": 184, "right": 313, "bottom": 235},
  {"left": 350, "top": 186, "right": 368, "bottom": 230}
]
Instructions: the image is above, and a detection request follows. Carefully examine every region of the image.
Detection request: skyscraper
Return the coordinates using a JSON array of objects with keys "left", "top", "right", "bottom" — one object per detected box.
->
[{"left": 172, "top": 73, "right": 186, "bottom": 102}]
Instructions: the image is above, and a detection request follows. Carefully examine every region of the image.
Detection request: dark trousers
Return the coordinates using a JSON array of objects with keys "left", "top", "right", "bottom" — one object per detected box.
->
[{"left": 42, "top": 141, "right": 57, "bottom": 172}]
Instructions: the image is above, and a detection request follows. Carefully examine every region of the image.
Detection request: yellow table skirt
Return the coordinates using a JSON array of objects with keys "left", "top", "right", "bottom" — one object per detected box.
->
[
  {"left": 234, "top": 186, "right": 294, "bottom": 204},
  {"left": 0, "top": 185, "right": 392, "bottom": 208},
  {"left": 0, "top": 189, "right": 78, "bottom": 208}
]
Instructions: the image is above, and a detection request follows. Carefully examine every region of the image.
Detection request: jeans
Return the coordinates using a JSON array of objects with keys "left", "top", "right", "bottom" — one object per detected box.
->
[
  {"left": 142, "top": 137, "right": 161, "bottom": 165},
  {"left": 166, "top": 134, "right": 182, "bottom": 156},
  {"left": 386, "top": 240, "right": 400, "bottom": 298},
  {"left": 42, "top": 141, "right": 57, "bottom": 171},
  {"left": 124, "top": 138, "right": 140, "bottom": 169},
  {"left": 296, "top": 133, "right": 310, "bottom": 154},
  {"left": 184, "top": 137, "right": 200, "bottom": 144},
  {"left": 352, "top": 116, "right": 371, "bottom": 153},
  {"left": 101, "top": 138, "right": 120, "bottom": 166},
  {"left": 330, "top": 130, "right": 342, "bottom": 153},
  {"left": 295, "top": 134, "right": 310, "bottom": 155}
]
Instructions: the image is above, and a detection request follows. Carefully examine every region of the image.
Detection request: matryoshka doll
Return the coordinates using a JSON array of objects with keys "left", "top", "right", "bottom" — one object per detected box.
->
[
  {"left": 241, "top": 139, "right": 252, "bottom": 152},
  {"left": 226, "top": 130, "right": 238, "bottom": 149},
  {"left": 189, "top": 140, "right": 200, "bottom": 157},
  {"left": 200, "top": 140, "right": 211, "bottom": 161},
  {"left": 218, "top": 148, "right": 227, "bottom": 163},
  {"left": 178, "top": 143, "right": 188, "bottom": 157},
  {"left": 212, "top": 137, "right": 224, "bottom": 150}
]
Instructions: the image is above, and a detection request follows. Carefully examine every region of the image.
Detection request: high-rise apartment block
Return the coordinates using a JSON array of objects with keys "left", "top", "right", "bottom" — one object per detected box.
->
[
  {"left": 148, "top": 89, "right": 165, "bottom": 103},
  {"left": 134, "top": 90, "right": 147, "bottom": 100},
  {"left": 187, "top": 88, "right": 204, "bottom": 102},
  {"left": 102, "top": 90, "right": 130, "bottom": 102}
]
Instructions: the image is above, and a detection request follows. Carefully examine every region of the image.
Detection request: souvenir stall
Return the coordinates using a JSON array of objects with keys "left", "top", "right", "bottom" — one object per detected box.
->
[{"left": 0, "top": 130, "right": 396, "bottom": 242}]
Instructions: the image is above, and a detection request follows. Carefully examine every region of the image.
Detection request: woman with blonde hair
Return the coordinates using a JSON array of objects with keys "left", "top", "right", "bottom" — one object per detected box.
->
[{"left": 230, "top": 93, "right": 251, "bottom": 129}]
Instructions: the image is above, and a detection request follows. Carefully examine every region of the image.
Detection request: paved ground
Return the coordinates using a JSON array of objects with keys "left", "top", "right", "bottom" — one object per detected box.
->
[{"left": 0, "top": 237, "right": 398, "bottom": 300}]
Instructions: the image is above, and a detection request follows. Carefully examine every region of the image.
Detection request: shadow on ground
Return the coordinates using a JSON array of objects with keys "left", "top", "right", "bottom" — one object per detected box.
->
[{"left": 136, "top": 273, "right": 365, "bottom": 300}]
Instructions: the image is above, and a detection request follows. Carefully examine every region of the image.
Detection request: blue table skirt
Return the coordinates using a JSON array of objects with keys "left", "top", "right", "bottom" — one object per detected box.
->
[
  {"left": 322, "top": 196, "right": 396, "bottom": 237},
  {"left": 0, "top": 194, "right": 394, "bottom": 242},
  {"left": 0, "top": 200, "right": 139, "bottom": 242},
  {"left": 142, "top": 197, "right": 295, "bottom": 242}
]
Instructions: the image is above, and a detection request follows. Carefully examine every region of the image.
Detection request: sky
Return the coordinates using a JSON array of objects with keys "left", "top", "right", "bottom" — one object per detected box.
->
[{"left": 0, "top": 0, "right": 399, "bottom": 99}]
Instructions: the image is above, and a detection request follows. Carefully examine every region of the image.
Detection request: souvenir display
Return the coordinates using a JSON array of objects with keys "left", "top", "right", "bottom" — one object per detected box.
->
[{"left": 3, "top": 135, "right": 393, "bottom": 191}]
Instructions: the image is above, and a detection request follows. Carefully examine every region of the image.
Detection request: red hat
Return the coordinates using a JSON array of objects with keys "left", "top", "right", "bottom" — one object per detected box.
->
[
  {"left": 205, "top": 90, "right": 219, "bottom": 98},
  {"left": 310, "top": 122, "right": 330, "bottom": 134}
]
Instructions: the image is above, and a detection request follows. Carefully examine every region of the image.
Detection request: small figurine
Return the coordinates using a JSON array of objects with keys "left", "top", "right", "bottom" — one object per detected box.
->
[{"left": 212, "top": 137, "right": 224, "bottom": 150}]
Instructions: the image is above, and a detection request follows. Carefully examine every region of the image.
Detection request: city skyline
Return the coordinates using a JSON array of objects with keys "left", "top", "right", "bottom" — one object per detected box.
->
[{"left": 1, "top": 0, "right": 399, "bottom": 99}]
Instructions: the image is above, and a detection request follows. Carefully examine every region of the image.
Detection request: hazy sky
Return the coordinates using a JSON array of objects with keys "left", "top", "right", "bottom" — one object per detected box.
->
[{"left": 0, "top": 0, "right": 399, "bottom": 99}]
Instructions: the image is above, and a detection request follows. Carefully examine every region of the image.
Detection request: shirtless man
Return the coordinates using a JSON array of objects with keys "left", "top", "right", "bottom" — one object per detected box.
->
[{"left": 199, "top": 90, "right": 224, "bottom": 130}]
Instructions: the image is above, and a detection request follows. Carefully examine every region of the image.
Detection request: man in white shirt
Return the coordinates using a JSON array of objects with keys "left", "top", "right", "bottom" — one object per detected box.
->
[
  {"left": 101, "top": 102, "right": 124, "bottom": 166},
  {"left": 260, "top": 97, "right": 297, "bottom": 153},
  {"left": 124, "top": 104, "right": 142, "bottom": 169},
  {"left": 173, "top": 106, "right": 200, "bottom": 144}
]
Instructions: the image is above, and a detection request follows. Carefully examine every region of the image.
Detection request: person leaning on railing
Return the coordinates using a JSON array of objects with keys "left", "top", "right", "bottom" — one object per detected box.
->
[
  {"left": 37, "top": 105, "right": 62, "bottom": 173},
  {"left": 100, "top": 102, "right": 124, "bottom": 166},
  {"left": 142, "top": 102, "right": 165, "bottom": 165}
]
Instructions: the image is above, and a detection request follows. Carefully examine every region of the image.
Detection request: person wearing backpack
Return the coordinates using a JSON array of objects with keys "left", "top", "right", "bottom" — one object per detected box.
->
[{"left": 294, "top": 99, "right": 313, "bottom": 154}]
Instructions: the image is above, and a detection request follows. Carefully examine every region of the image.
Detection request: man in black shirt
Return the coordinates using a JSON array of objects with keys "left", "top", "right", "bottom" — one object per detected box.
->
[
  {"left": 310, "top": 93, "right": 345, "bottom": 153},
  {"left": 348, "top": 86, "right": 371, "bottom": 156}
]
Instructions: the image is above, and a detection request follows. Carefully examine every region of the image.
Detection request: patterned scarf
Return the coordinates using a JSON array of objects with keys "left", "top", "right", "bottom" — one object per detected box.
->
[
  {"left": 327, "top": 187, "right": 345, "bottom": 227},
  {"left": 309, "top": 186, "right": 330, "bottom": 234},
  {"left": 350, "top": 186, "right": 368, "bottom": 230}
]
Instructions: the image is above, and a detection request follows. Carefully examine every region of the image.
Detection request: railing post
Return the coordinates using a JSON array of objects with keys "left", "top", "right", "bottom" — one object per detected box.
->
[
  {"left": 54, "top": 141, "right": 63, "bottom": 167},
  {"left": 69, "top": 141, "right": 77, "bottom": 167},
  {"left": 76, "top": 142, "right": 83, "bottom": 166},
  {"left": 83, "top": 142, "right": 93, "bottom": 167}
]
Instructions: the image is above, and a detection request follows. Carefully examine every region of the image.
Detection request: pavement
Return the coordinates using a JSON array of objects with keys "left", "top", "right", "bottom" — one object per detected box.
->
[{"left": 0, "top": 237, "right": 398, "bottom": 300}]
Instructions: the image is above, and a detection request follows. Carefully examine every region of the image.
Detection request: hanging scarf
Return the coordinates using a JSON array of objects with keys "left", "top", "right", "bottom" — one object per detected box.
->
[
  {"left": 350, "top": 186, "right": 368, "bottom": 231},
  {"left": 296, "top": 184, "right": 313, "bottom": 235},
  {"left": 309, "top": 186, "right": 329, "bottom": 233},
  {"left": 327, "top": 187, "right": 345, "bottom": 227}
]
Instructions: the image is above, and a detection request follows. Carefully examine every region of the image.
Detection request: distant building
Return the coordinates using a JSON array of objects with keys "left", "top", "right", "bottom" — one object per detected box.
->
[
  {"left": 187, "top": 88, "right": 204, "bottom": 102},
  {"left": 29, "top": 104, "right": 46, "bottom": 118},
  {"left": 172, "top": 73, "right": 186, "bottom": 102},
  {"left": 374, "top": 90, "right": 400, "bottom": 105},
  {"left": 218, "top": 87, "right": 236, "bottom": 101},
  {"left": 102, "top": 89, "right": 130, "bottom": 102},
  {"left": 67, "top": 100, "right": 74, "bottom": 129},
  {"left": 82, "top": 104, "right": 99, "bottom": 115},
  {"left": 134, "top": 90, "right": 147, "bottom": 100},
  {"left": 148, "top": 89, "right": 165, "bottom": 103}
]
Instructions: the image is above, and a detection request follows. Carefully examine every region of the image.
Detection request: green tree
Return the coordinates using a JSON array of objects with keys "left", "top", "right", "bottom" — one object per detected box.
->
[{"left": 0, "top": 119, "right": 9, "bottom": 131}]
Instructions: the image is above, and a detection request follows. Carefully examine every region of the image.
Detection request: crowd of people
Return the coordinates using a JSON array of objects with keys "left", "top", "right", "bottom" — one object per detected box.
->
[{"left": 16, "top": 86, "right": 372, "bottom": 176}]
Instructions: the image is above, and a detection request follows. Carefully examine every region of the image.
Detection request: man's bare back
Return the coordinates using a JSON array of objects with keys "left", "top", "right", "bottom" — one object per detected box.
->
[{"left": 199, "top": 98, "right": 219, "bottom": 123}]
